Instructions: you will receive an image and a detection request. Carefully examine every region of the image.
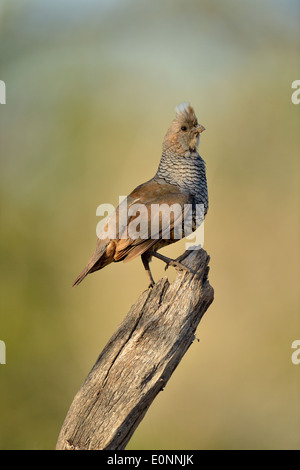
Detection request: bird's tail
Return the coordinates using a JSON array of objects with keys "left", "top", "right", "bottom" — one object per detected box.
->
[
  {"left": 72, "top": 263, "right": 93, "bottom": 287},
  {"left": 72, "top": 241, "right": 110, "bottom": 287}
]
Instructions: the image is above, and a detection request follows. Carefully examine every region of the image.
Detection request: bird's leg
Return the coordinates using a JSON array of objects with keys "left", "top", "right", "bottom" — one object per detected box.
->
[
  {"left": 141, "top": 253, "right": 155, "bottom": 288},
  {"left": 149, "top": 251, "right": 196, "bottom": 275}
]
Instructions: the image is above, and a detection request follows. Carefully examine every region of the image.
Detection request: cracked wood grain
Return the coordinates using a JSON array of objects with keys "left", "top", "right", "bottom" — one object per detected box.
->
[{"left": 56, "top": 248, "right": 214, "bottom": 450}]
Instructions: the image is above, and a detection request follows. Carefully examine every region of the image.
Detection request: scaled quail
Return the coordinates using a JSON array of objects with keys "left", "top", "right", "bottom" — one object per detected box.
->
[{"left": 73, "top": 102, "right": 208, "bottom": 288}]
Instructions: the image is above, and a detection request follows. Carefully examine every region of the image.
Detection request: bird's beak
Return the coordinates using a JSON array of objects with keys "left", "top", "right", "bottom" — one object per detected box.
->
[{"left": 197, "top": 124, "right": 205, "bottom": 134}]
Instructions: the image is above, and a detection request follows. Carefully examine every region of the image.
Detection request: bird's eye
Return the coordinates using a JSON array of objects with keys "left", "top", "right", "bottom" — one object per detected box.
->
[{"left": 181, "top": 126, "right": 187, "bottom": 131}]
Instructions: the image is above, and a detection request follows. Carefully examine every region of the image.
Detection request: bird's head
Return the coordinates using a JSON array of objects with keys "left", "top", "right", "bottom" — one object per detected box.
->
[{"left": 163, "top": 102, "right": 205, "bottom": 155}]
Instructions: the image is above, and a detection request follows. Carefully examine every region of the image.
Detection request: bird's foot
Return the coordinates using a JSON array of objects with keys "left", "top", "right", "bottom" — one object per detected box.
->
[
  {"left": 149, "top": 252, "right": 196, "bottom": 276},
  {"left": 141, "top": 254, "right": 156, "bottom": 289},
  {"left": 164, "top": 259, "right": 193, "bottom": 274}
]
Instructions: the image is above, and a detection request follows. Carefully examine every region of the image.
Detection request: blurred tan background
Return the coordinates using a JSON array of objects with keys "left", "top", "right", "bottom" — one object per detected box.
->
[{"left": 0, "top": 0, "right": 299, "bottom": 450}]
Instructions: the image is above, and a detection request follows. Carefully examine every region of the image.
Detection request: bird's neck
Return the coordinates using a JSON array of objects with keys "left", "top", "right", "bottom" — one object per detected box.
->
[
  {"left": 153, "top": 150, "right": 208, "bottom": 211},
  {"left": 153, "top": 149, "right": 208, "bottom": 215},
  {"left": 155, "top": 150, "right": 200, "bottom": 184}
]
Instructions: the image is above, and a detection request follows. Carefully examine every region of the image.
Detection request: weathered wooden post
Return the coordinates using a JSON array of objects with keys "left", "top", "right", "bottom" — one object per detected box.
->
[{"left": 56, "top": 248, "right": 214, "bottom": 450}]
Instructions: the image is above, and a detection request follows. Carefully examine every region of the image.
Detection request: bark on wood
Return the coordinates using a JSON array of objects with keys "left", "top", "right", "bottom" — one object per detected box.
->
[{"left": 56, "top": 248, "right": 214, "bottom": 450}]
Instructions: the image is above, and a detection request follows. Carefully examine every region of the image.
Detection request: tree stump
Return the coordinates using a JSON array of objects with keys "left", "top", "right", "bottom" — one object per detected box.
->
[{"left": 56, "top": 248, "right": 214, "bottom": 450}]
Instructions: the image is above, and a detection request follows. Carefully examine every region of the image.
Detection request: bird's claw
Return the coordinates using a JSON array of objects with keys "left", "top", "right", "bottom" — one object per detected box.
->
[{"left": 165, "top": 259, "right": 195, "bottom": 275}]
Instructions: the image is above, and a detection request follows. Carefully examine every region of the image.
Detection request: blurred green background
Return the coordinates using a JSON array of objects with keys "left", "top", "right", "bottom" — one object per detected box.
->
[{"left": 0, "top": 0, "right": 299, "bottom": 450}]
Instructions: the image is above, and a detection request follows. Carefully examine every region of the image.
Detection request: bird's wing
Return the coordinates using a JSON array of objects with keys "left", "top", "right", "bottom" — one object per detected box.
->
[
  {"left": 72, "top": 180, "right": 192, "bottom": 285},
  {"left": 114, "top": 180, "right": 192, "bottom": 262}
]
